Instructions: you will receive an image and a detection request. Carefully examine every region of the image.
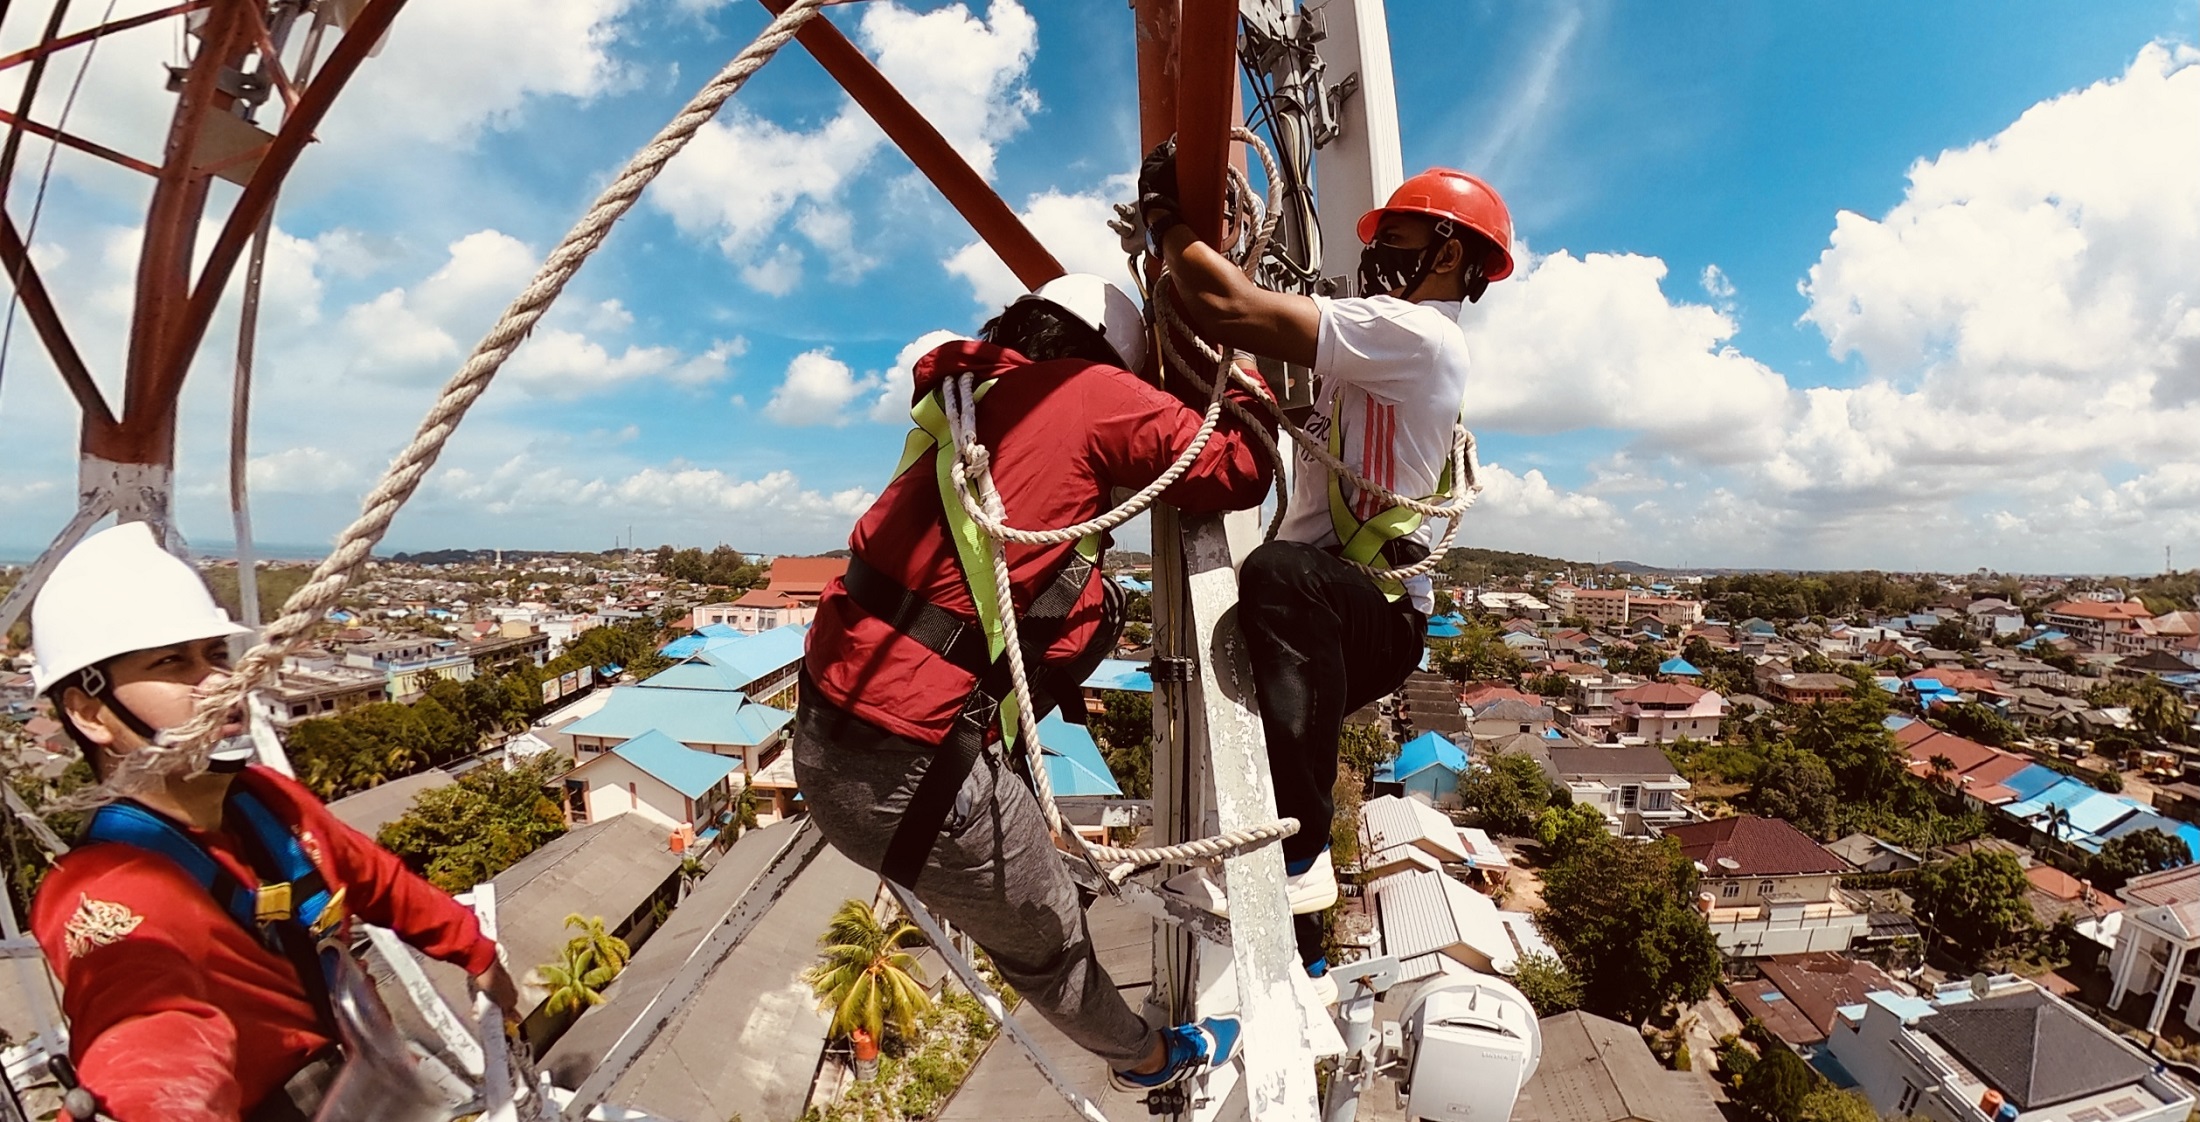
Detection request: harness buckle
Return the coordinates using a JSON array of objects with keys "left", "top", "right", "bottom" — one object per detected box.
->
[
  {"left": 309, "top": 887, "right": 348, "bottom": 936},
  {"left": 962, "top": 693, "right": 1000, "bottom": 729},
  {"left": 255, "top": 881, "right": 294, "bottom": 922}
]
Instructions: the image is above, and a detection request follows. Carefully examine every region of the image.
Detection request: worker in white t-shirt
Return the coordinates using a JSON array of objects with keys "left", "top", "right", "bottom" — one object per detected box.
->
[{"left": 1138, "top": 149, "right": 1515, "bottom": 991}]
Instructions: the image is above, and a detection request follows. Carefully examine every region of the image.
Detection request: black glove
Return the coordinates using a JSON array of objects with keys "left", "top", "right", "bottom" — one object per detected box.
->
[{"left": 1137, "top": 139, "right": 1183, "bottom": 253}]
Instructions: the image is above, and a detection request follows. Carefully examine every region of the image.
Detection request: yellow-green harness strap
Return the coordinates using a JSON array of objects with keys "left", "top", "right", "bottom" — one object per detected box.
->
[
  {"left": 1326, "top": 411, "right": 1454, "bottom": 603},
  {"left": 893, "top": 380, "right": 1099, "bottom": 745}
]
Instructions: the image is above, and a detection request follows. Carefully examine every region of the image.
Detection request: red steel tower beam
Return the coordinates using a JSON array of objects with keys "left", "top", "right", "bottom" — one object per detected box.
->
[{"left": 761, "top": 0, "right": 1063, "bottom": 290}]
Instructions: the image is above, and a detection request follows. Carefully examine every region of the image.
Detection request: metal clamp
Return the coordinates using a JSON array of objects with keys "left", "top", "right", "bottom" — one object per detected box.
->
[{"left": 1146, "top": 656, "right": 1195, "bottom": 684}]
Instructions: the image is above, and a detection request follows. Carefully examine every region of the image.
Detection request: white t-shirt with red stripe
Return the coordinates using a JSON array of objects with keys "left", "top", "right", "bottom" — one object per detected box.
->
[{"left": 1275, "top": 294, "right": 1470, "bottom": 614}]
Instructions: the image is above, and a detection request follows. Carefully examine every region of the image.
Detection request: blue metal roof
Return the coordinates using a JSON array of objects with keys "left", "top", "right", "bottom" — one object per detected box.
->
[
  {"left": 1910, "top": 677, "right": 1945, "bottom": 692},
  {"left": 609, "top": 729, "right": 739, "bottom": 799},
  {"left": 2002, "top": 778, "right": 2142, "bottom": 848},
  {"left": 647, "top": 623, "right": 809, "bottom": 690},
  {"left": 1658, "top": 657, "right": 1701, "bottom": 676},
  {"left": 1426, "top": 617, "right": 1465, "bottom": 639},
  {"left": 1377, "top": 731, "right": 1469, "bottom": 783},
  {"left": 1082, "top": 658, "right": 1153, "bottom": 693},
  {"left": 562, "top": 686, "right": 793, "bottom": 748},
  {"left": 1113, "top": 576, "right": 1153, "bottom": 594},
  {"left": 1883, "top": 715, "right": 1917, "bottom": 731},
  {"left": 1037, "top": 714, "right": 1120, "bottom": 797},
  {"left": 2000, "top": 765, "right": 2067, "bottom": 802},
  {"left": 657, "top": 622, "right": 742, "bottom": 658}
]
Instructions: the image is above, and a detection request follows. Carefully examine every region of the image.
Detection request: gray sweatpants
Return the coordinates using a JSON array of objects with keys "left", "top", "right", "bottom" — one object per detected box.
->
[{"left": 791, "top": 698, "right": 1155, "bottom": 1066}]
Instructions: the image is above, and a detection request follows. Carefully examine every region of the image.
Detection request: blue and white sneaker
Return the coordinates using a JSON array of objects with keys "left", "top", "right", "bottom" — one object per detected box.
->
[
  {"left": 1306, "top": 956, "right": 1339, "bottom": 1008},
  {"left": 1109, "top": 1015, "right": 1242, "bottom": 1091}
]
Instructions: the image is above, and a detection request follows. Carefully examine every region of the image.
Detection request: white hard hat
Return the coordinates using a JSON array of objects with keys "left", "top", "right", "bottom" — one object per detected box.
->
[
  {"left": 30, "top": 521, "right": 250, "bottom": 696},
  {"left": 1019, "top": 273, "right": 1148, "bottom": 373}
]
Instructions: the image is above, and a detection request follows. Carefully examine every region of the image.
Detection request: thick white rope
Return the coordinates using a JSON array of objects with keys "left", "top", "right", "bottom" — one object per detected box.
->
[{"left": 63, "top": 0, "right": 832, "bottom": 805}]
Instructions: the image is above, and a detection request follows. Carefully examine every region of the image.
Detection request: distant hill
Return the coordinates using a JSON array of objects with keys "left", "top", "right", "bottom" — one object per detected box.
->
[{"left": 1440, "top": 546, "right": 1605, "bottom": 580}]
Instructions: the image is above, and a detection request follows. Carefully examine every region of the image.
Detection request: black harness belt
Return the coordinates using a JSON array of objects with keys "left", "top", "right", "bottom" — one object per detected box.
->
[{"left": 844, "top": 552, "right": 1112, "bottom": 889}]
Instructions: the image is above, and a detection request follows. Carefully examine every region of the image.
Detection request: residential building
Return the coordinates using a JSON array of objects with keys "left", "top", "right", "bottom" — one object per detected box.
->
[
  {"left": 1476, "top": 590, "right": 1553, "bottom": 620},
  {"left": 268, "top": 654, "right": 390, "bottom": 727},
  {"left": 1760, "top": 671, "right": 1857, "bottom": 705},
  {"left": 2107, "top": 864, "right": 2200, "bottom": 1034},
  {"left": 1507, "top": 1011, "right": 1723, "bottom": 1122},
  {"left": 465, "top": 627, "right": 550, "bottom": 676},
  {"left": 491, "top": 814, "right": 687, "bottom": 1051},
  {"left": 1728, "top": 952, "right": 1903, "bottom": 1049},
  {"left": 1665, "top": 816, "right": 1866, "bottom": 956},
  {"left": 1826, "top": 833, "right": 1923, "bottom": 875},
  {"left": 697, "top": 556, "right": 851, "bottom": 634},
  {"left": 339, "top": 637, "right": 476, "bottom": 699},
  {"left": 539, "top": 822, "right": 878, "bottom": 1122},
  {"left": 562, "top": 728, "right": 738, "bottom": 834},
  {"left": 2024, "top": 864, "right": 2119, "bottom": 929},
  {"left": 560, "top": 685, "right": 795, "bottom": 778},
  {"left": 1546, "top": 586, "right": 1704, "bottom": 628},
  {"left": 1531, "top": 745, "right": 1690, "bottom": 831},
  {"left": 645, "top": 623, "right": 808, "bottom": 709},
  {"left": 1827, "top": 976, "right": 2193, "bottom": 1122},
  {"left": 1965, "top": 598, "right": 2028, "bottom": 638},
  {"left": 1360, "top": 793, "right": 1471, "bottom": 878},
  {"left": 1611, "top": 682, "right": 1726, "bottom": 744},
  {"left": 1375, "top": 731, "right": 1470, "bottom": 807},
  {"left": 2043, "top": 599, "right": 2156, "bottom": 653}
]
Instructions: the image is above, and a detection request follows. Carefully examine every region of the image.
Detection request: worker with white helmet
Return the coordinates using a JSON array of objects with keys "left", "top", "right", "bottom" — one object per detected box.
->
[
  {"left": 25, "top": 522, "right": 520, "bottom": 1122},
  {"left": 795, "top": 275, "right": 1276, "bottom": 1091}
]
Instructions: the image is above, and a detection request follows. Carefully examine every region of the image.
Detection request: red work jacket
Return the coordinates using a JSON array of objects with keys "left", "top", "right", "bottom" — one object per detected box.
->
[
  {"left": 31, "top": 766, "right": 498, "bottom": 1122},
  {"left": 804, "top": 339, "right": 1277, "bottom": 746}
]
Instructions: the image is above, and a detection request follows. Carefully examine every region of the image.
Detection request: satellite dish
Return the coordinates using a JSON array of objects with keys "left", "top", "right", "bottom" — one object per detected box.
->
[
  {"left": 1717, "top": 857, "right": 1742, "bottom": 871},
  {"left": 1969, "top": 972, "right": 1993, "bottom": 1000}
]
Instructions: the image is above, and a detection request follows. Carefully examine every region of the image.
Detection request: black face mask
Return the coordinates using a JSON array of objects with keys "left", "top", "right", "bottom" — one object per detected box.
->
[{"left": 1357, "top": 240, "right": 1441, "bottom": 299}]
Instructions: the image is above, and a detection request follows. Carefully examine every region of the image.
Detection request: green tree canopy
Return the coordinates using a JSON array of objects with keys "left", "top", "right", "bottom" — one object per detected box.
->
[
  {"left": 1748, "top": 748, "right": 1838, "bottom": 838},
  {"left": 1510, "top": 951, "right": 1582, "bottom": 1017},
  {"left": 1428, "top": 623, "right": 1528, "bottom": 683},
  {"left": 1735, "top": 1046, "right": 1816, "bottom": 1122},
  {"left": 2091, "top": 829, "right": 2192, "bottom": 891},
  {"left": 1911, "top": 850, "right": 2040, "bottom": 968},
  {"left": 1539, "top": 834, "right": 1722, "bottom": 1024},
  {"left": 1459, "top": 753, "right": 1556, "bottom": 837},
  {"left": 1933, "top": 701, "right": 2019, "bottom": 748},
  {"left": 377, "top": 758, "right": 569, "bottom": 891},
  {"left": 1798, "top": 1088, "right": 1880, "bottom": 1122},
  {"left": 1535, "top": 803, "right": 1610, "bottom": 866},
  {"left": 1091, "top": 690, "right": 1152, "bottom": 799}
]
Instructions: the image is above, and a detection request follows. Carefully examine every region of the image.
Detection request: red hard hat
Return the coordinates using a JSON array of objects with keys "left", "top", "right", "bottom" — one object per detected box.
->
[{"left": 1356, "top": 169, "right": 1515, "bottom": 281}]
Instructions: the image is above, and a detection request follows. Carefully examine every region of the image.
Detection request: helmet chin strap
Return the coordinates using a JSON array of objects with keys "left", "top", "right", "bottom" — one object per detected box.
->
[{"left": 72, "top": 663, "right": 254, "bottom": 775}]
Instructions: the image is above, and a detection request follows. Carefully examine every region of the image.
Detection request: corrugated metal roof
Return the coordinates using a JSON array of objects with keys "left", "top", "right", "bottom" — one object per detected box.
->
[
  {"left": 1362, "top": 795, "right": 1468, "bottom": 862},
  {"left": 1037, "top": 713, "right": 1121, "bottom": 797},
  {"left": 1373, "top": 868, "right": 1517, "bottom": 975},
  {"left": 489, "top": 814, "right": 684, "bottom": 1004},
  {"left": 562, "top": 685, "right": 793, "bottom": 748},
  {"left": 1081, "top": 658, "right": 1153, "bottom": 693},
  {"left": 646, "top": 623, "right": 808, "bottom": 691},
  {"left": 1510, "top": 1011, "right": 1723, "bottom": 1122},
  {"left": 611, "top": 729, "right": 739, "bottom": 799},
  {"left": 327, "top": 769, "right": 456, "bottom": 837}
]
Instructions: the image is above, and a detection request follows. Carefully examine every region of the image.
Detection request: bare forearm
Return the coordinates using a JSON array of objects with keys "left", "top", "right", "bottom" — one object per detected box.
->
[{"left": 1159, "top": 225, "right": 1318, "bottom": 367}]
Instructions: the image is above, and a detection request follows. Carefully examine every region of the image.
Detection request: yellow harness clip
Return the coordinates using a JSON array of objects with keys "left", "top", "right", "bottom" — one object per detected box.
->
[{"left": 253, "top": 881, "right": 294, "bottom": 923}]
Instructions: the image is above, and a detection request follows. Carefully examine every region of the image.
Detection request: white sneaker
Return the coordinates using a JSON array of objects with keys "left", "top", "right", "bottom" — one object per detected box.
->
[
  {"left": 1164, "top": 850, "right": 1338, "bottom": 916},
  {"left": 1307, "top": 969, "right": 1339, "bottom": 1008}
]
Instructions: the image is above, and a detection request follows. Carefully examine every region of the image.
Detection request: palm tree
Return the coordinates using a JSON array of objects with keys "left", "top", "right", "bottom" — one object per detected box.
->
[
  {"left": 803, "top": 898, "right": 931, "bottom": 1045},
  {"left": 1928, "top": 754, "right": 1957, "bottom": 792},
  {"left": 2041, "top": 804, "right": 2073, "bottom": 853},
  {"left": 2132, "top": 680, "right": 2192, "bottom": 746},
  {"left": 729, "top": 783, "right": 761, "bottom": 840},
  {"left": 536, "top": 943, "right": 617, "bottom": 1017},
  {"left": 562, "top": 913, "right": 631, "bottom": 977}
]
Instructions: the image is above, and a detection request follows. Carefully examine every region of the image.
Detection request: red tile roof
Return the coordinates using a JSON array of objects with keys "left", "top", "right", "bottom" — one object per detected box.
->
[
  {"left": 765, "top": 556, "right": 850, "bottom": 596},
  {"left": 2025, "top": 864, "right": 2120, "bottom": 911},
  {"left": 2046, "top": 599, "right": 2153, "bottom": 622},
  {"left": 1663, "top": 816, "right": 1850, "bottom": 877},
  {"left": 1460, "top": 683, "right": 1538, "bottom": 710}
]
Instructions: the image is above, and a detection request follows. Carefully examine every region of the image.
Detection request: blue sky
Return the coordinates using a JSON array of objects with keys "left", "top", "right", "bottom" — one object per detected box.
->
[{"left": 0, "top": 0, "right": 2194, "bottom": 572}]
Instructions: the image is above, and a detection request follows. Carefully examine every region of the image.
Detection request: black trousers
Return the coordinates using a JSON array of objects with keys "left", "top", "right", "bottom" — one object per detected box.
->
[{"left": 1236, "top": 539, "right": 1426, "bottom": 868}]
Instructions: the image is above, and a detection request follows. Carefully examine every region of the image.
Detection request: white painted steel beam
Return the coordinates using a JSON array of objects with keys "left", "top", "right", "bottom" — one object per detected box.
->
[
  {"left": 560, "top": 821, "right": 828, "bottom": 1121},
  {"left": 1180, "top": 514, "right": 1321, "bottom": 1122},
  {"left": 888, "top": 884, "right": 1112, "bottom": 1122},
  {"left": 364, "top": 924, "right": 485, "bottom": 1080}
]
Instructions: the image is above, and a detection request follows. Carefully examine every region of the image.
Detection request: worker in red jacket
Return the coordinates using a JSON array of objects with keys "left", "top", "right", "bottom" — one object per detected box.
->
[
  {"left": 25, "top": 521, "right": 521, "bottom": 1122},
  {"left": 796, "top": 274, "right": 1274, "bottom": 1092}
]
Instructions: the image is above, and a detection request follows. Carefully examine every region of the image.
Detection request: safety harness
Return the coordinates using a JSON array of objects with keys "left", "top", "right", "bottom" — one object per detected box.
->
[
  {"left": 1325, "top": 414, "right": 1454, "bottom": 603},
  {"left": 852, "top": 374, "right": 1112, "bottom": 889},
  {"left": 81, "top": 790, "right": 347, "bottom": 1031}
]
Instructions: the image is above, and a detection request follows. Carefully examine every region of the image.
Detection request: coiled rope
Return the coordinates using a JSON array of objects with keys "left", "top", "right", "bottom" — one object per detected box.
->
[{"left": 65, "top": 0, "right": 833, "bottom": 806}]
